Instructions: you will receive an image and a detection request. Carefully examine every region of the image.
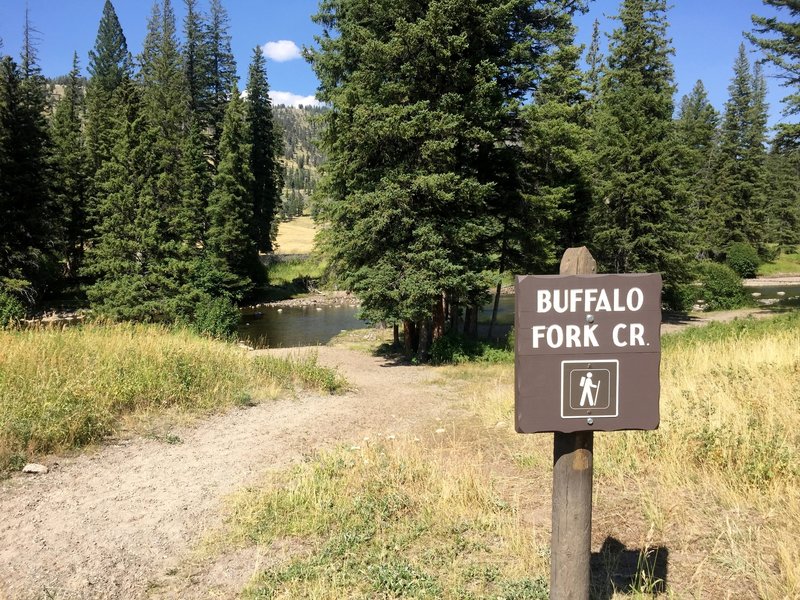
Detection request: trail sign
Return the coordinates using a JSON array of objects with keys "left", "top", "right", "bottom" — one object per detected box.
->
[{"left": 515, "top": 273, "right": 662, "bottom": 433}]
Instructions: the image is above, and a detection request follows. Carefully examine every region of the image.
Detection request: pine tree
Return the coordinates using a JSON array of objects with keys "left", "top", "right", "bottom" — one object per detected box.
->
[
  {"left": 0, "top": 14, "right": 55, "bottom": 301},
  {"left": 246, "top": 45, "right": 283, "bottom": 254},
  {"left": 50, "top": 53, "right": 90, "bottom": 278},
  {"left": 87, "top": 0, "right": 199, "bottom": 320},
  {"left": 181, "top": 0, "right": 214, "bottom": 244},
  {"left": 748, "top": 0, "right": 800, "bottom": 147},
  {"left": 675, "top": 80, "right": 719, "bottom": 254},
  {"left": 309, "top": 0, "right": 584, "bottom": 357},
  {"left": 84, "top": 79, "right": 175, "bottom": 320},
  {"left": 585, "top": 19, "right": 604, "bottom": 108},
  {"left": 206, "top": 83, "right": 256, "bottom": 295},
  {"left": 712, "top": 44, "right": 769, "bottom": 253},
  {"left": 590, "top": 0, "right": 689, "bottom": 302},
  {"left": 183, "top": 0, "right": 208, "bottom": 116},
  {"left": 523, "top": 16, "right": 592, "bottom": 256},
  {"left": 765, "top": 144, "right": 800, "bottom": 248},
  {"left": 139, "top": 0, "right": 191, "bottom": 243},
  {"left": 85, "top": 0, "right": 131, "bottom": 173},
  {"left": 205, "top": 0, "right": 237, "bottom": 162}
]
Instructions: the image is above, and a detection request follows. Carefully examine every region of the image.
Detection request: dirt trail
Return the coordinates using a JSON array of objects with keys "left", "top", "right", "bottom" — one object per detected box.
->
[{"left": 0, "top": 347, "right": 462, "bottom": 600}]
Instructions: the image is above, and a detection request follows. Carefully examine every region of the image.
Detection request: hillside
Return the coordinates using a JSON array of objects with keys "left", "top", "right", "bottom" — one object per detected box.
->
[{"left": 274, "top": 105, "right": 327, "bottom": 219}]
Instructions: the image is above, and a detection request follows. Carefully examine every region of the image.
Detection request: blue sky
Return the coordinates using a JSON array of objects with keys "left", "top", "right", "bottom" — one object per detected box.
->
[{"left": 0, "top": 0, "right": 790, "bottom": 125}]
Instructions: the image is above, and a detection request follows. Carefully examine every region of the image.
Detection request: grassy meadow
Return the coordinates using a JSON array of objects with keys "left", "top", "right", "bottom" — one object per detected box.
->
[
  {"left": 210, "top": 313, "right": 799, "bottom": 599},
  {"left": 273, "top": 216, "right": 318, "bottom": 255},
  {"left": 758, "top": 249, "right": 800, "bottom": 277},
  {"left": 0, "top": 323, "right": 345, "bottom": 472}
]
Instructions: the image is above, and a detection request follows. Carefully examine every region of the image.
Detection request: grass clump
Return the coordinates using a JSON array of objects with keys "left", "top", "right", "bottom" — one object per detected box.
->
[
  {"left": 219, "top": 440, "right": 548, "bottom": 599},
  {"left": 0, "top": 323, "right": 345, "bottom": 471}
]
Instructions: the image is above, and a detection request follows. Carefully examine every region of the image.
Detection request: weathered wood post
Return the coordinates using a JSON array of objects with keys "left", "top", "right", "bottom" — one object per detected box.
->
[{"left": 551, "top": 247, "right": 596, "bottom": 600}]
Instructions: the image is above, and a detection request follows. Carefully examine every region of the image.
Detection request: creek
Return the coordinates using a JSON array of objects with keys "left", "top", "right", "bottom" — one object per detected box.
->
[{"left": 237, "top": 284, "right": 800, "bottom": 349}]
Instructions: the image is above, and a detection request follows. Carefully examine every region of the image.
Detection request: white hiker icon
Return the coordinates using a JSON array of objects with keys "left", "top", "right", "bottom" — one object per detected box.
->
[{"left": 579, "top": 372, "right": 600, "bottom": 407}]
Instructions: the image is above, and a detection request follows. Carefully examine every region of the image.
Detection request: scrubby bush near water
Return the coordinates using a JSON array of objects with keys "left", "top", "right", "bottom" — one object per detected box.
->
[
  {"left": 696, "top": 261, "right": 753, "bottom": 311},
  {"left": 429, "top": 333, "right": 513, "bottom": 365},
  {"left": 0, "top": 323, "right": 345, "bottom": 471},
  {"left": 191, "top": 295, "right": 241, "bottom": 340},
  {"left": 725, "top": 242, "right": 761, "bottom": 278},
  {"left": 0, "top": 291, "right": 25, "bottom": 329}
]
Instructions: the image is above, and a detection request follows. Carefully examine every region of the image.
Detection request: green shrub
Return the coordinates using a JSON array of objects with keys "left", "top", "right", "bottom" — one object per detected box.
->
[
  {"left": 0, "top": 291, "right": 25, "bottom": 329},
  {"left": 726, "top": 243, "right": 761, "bottom": 278},
  {"left": 429, "top": 333, "right": 513, "bottom": 365},
  {"left": 663, "top": 282, "right": 699, "bottom": 312},
  {"left": 192, "top": 295, "right": 240, "bottom": 340},
  {"left": 696, "top": 262, "right": 752, "bottom": 311}
]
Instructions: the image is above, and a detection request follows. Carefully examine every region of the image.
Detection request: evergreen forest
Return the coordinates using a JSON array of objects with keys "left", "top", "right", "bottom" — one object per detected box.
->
[
  {"left": 1, "top": 0, "right": 284, "bottom": 331},
  {"left": 0, "top": 0, "right": 798, "bottom": 357}
]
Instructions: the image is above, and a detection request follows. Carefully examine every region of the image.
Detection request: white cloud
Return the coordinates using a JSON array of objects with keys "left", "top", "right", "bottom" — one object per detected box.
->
[
  {"left": 262, "top": 40, "right": 302, "bottom": 62},
  {"left": 269, "top": 91, "right": 323, "bottom": 108}
]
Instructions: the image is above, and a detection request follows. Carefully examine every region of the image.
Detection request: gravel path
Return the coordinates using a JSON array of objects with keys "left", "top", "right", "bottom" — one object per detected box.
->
[{"left": 0, "top": 347, "right": 461, "bottom": 600}]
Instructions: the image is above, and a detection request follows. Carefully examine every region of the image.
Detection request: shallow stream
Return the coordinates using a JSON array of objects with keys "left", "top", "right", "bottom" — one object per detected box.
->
[{"left": 238, "top": 283, "right": 800, "bottom": 349}]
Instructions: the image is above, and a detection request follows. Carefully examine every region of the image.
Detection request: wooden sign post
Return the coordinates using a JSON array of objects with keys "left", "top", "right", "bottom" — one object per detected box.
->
[
  {"left": 552, "top": 247, "right": 596, "bottom": 600},
  {"left": 514, "top": 247, "right": 663, "bottom": 600}
]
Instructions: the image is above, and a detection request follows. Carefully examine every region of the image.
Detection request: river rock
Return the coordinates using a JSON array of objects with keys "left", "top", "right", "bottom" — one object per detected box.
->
[{"left": 22, "top": 463, "right": 48, "bottom": 474}]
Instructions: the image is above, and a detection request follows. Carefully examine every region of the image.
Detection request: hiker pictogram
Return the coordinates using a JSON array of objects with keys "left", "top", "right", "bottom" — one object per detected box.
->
[
  {"left": 560, "top": 360, "right": 619, "bottom": 419},
  {"left": 579, "top": 372, "right": 599, "bottom": 407}
]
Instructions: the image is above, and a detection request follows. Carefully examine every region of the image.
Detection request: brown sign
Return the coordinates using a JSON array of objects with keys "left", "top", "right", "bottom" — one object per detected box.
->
[{"left": 515, "top": 274, "right": 662, "bottom": 433}]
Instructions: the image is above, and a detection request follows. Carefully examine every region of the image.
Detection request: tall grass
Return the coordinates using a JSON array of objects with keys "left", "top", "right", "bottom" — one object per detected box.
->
[
  {"left": 267, "top": 257, "right": 326, "bottom": 288},
  {"left": 461, "top": 313, "right": 800, "bottom": 598},
  {"left": 214, "top": 312, "right": 800, "bottom": 599},
  {"left": 0, "top": 323, "right": 345, "bottom": 471}
]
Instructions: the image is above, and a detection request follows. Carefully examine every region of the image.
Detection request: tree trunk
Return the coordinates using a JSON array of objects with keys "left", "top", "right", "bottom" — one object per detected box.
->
[
  {"left": 488, "top": 281, "right": 503, "bottom": 341},
  {"left": 432, "top": 294, "right": 446, "bottom": 341},
  {"left": 489, "top": 236, "right": 508, "bottom": 341},
  {"left": 403, "top": 320, "right": 414, "bottom": 357},
  {"left": 393, "top": 324, "right": 400, "bottom": 346},
  {"left": 450, "top": 297, "right": 459, "bottom": 332},
  {"left": 417, "top": 319, "right": 430, "bottom": 362},
  {"left": 464, "top": 306, "right": 478, "bottom": 338}
]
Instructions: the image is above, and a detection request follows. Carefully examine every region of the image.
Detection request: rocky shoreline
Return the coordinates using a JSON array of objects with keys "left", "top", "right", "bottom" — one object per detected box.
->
[
  {"left": 743, "top": 275, "right": 800, "bottom": 287},
  {"left": 245, "top": 291, "right": 361, "bottom": 310}
]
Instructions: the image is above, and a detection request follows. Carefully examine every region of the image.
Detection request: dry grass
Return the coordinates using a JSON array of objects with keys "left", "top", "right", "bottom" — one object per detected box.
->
[
  {"left": 458, "top": 315, "right": 800, "bottom": 599},
  {"left": 274, "top": 216, "right": 318, "bottom": 255},
  {"left": 0, "top": 323, "right": 345, "bottom": 471},
  {"left": 215, "top": 437, "right": 550, "bottom": 599},
  {"left": 209, "top": 313, "right": 799, "bottom": 599}
]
